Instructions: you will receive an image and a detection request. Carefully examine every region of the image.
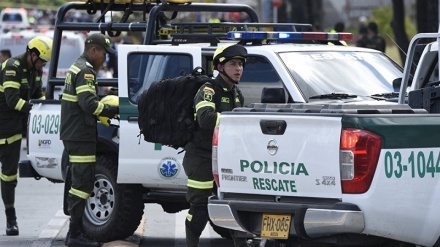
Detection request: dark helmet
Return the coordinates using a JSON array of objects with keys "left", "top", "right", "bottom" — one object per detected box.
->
[{"left": 212, "top": 44, "right": 247, "bottom": 71}]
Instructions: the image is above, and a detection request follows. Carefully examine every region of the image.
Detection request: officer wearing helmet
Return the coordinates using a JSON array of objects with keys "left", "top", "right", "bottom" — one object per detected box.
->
[
  {"left": 0, "top": 35, "right": 52, "bottom": 236},
  {"left": 60, "top": 33, "right": 118, "bottom": 247},
  {"left": 183, "top": 44, "right": 247, "bottom": 247}
]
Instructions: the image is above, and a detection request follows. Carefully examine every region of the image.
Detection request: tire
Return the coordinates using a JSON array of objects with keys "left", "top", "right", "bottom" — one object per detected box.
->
[
  {"left": 209, "top": 219, "right": 232, "bottom": 239},
  {"left": 82, "top": 154, "right": 144, "bottom": 242}
]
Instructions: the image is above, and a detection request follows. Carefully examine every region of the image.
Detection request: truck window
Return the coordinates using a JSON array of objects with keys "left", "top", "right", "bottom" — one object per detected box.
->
[
  {"left": 239, "top": 56, "right": 283, "bottom": 105},
  {"left": 3, "top": 13, "right": 23, "bottom": 22},
  {"left": 127, "top": 53, "right": 192, "bottom": 103}
]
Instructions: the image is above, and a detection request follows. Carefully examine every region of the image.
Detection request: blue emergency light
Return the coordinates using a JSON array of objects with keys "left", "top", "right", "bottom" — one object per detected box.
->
[{"left": 227, "top": 31, "right": 353, "bottom": 42}]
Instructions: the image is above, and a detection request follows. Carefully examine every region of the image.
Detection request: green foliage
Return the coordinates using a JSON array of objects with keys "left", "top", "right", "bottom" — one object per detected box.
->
[
  {"left": 0, "top": 0, "right": 64, "bottom": 9},
  {"left": 370, "top": 5, "right": 417, "bottom": 43}
]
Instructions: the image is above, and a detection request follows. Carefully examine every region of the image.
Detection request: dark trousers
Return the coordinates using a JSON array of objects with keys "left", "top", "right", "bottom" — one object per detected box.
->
[
  {"left": 182, "top": 153, "right": 214, "bottom": 247},
  {"left": 63, "top": 141, "right": 96, "bottom": 227},
  {"left": 0, "top": 138, "right": 21, "bottom": 209}
]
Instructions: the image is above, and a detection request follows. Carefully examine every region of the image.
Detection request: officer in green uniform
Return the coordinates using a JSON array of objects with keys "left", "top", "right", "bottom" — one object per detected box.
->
[
  {"left": 60, "top": 33, "right": 118, "bottom": 247},
  {"left": 366, "top": 21, "right": 386, "bottom": 52},
  {"left": 183, "top": 44, "right": 247, "bottom": 247},
  {"left": 0, "top": 36, "right": 52, "bottom": 236}
]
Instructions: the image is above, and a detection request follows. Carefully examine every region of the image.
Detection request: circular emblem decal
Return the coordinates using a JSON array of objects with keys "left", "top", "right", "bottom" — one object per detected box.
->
[
  {"left": 157, "top": 157, "right": 180, "bottom": 179},
  {"left": 267, "top": 139, "right": 278, "bottom": 156}
]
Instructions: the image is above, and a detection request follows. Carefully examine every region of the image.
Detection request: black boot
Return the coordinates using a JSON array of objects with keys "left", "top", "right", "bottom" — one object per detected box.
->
[
  {"left": 66, "top": 221, "right": 100, "bottom": 247},
  {"left": 5, "top": 208, "right": 19, "bottom": 236}
]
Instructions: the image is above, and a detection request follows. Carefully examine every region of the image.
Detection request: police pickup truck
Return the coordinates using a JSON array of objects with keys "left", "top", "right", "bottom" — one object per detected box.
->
[
  {"left": 19, "top": 0, "right": 405, "bottom": 243},
  {"left": 207, "top": 32, "right": 440, "bottom": 246}
]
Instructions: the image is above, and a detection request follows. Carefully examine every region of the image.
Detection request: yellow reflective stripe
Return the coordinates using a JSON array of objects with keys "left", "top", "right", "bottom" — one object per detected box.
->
[
  {"left": 195, "top": 101, "right": 215, "bottom": 112},
  {"left": 0, "top": 172, "right": 17, "bottom": 182},
  {"left": 21, "top": 78, "right": 28, "bottom": 84},
  {"left": 14, "top": 98, "right": 26, "bottom": 111},
  {"left": 93, "top": 102, "right": 104, "bottom": 116},
  {"left": 62, "top": 93, "right": 78, "bottom": 102},
  {"left": 0, "top": 134, "right": 22, "bottom": 145},
  {"left": 215, "top": 112, "right": 221, "bottom": 127},
  {"left": 69, "top": 65, "right": 81, "bottom": 74},
  {"left": 76, "top": 85, "right": 95, "bottom": 94},
  {"left": 69, "top": 155, "right": 96, "bottom": 163},
  {"left": 187, "top": 179, "right": 214, "bottom": 189},
  {"left": 39, "top": 95, "right": 46, "bottom": 100},
  {"left": 186, "top": 213, "right": 193, "bottom": 222},
  {"left": 3, "top": 81, "right": 20, "bottom": 89},
  {"left": 0, "top": 85, "right": 3, "bottom": 92},
  {"left": 69, "top": 187, "right": 90, "bottom": 199}
]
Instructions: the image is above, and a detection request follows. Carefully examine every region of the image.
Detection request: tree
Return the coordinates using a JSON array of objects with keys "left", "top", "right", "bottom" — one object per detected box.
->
[
  {"left": 391, "top": 0, "right": 409, "bottom": 65},
  {"left": 278, "top": 0, "right": 323, "bottom": 29},
  {"left": 416, "top": 0, "right": 438, "bottom": 33}
]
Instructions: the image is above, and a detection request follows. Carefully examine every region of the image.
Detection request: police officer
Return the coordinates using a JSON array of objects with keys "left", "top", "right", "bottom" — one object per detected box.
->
[
  {"left": 183, "top": 44, "right": 247, "bottom": 247},
  {"left": 367, "top": 21, "right": 386, "bottom": 52},
  {"left": 60, "top": 33, "right": 118, "bottom": 247},
  {"left": 0, "top": 36, "right": 52, "bottom": 236}
]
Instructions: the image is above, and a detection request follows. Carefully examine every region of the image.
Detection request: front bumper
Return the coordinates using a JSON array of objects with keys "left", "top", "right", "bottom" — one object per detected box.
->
[{"left": 208, "top": 195, "right": 364, "bottom": 239}]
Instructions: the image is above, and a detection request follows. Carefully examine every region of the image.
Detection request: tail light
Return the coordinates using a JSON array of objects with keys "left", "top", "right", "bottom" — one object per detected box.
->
[
  {"left": 212, "top": 126, "right": 220, "bottom": 187},
  {"left": 340, "top": 128, "right": 382, "bottom": 193}
]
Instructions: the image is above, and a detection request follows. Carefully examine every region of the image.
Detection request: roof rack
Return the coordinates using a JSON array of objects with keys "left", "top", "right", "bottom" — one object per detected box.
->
[
  {"left": 46, "top": 1, "right": 259, "bottom": 99},
  {"left": 162, "top": 22, "right": 313, "bottom": 46}
]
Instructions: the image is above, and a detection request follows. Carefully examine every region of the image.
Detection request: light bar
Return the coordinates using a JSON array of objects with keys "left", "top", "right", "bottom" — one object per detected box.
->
[{"left": 227, "top": 31, "right": 353, "bottom": 42}]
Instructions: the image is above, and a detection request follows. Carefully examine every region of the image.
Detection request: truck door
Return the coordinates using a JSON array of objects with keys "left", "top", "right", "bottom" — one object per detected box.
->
[{"left": 117, "top": 45, "right": 202, "bottom": 187}]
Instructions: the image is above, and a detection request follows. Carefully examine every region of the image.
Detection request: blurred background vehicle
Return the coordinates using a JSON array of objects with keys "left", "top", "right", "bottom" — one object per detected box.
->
[{"left": 0, "top": 7, "right": 30, "bottom": 31}]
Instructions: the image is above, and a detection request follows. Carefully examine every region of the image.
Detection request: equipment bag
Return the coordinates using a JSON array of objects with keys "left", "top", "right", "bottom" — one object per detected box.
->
[{"left": 138, "top": 67, "right": 215, "bottom": 149}]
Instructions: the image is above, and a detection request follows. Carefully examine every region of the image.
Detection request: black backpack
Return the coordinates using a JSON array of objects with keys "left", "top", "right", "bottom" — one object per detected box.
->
[{"left": 138, "top": 67, "right": 216, "bottom": 149}]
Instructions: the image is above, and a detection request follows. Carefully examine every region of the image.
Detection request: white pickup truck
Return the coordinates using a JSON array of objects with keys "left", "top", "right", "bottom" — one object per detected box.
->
[
  {"left": 19, "top": 0, "right": 406, "bottom": 243},
  {"left": 208, "top": 33, "right": 440, "bottom": 246}
]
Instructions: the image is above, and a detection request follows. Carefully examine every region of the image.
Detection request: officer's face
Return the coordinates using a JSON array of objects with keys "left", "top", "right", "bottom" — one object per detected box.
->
[
  {"left": 222, "top": 58, "right": 244, "bottom": 82},
  {"left": 91, "top": 46, "right": 107, "bottom": 70},
  {"left": 32, "top": 52, "right": 47, "bottom": 70}
]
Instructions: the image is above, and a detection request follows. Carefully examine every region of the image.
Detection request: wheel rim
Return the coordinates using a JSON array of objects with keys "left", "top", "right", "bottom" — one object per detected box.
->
[{"left": 84, "top": 175, "right": 115, "bottom": 225}]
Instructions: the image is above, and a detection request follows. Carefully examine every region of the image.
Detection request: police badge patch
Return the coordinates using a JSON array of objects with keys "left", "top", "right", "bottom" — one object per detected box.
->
[
  {"left": 84, "top": 74, "right": 95, "bottom": 87},
  {"left": 203, "top": 87, "right": 215, "bottom": 101}
]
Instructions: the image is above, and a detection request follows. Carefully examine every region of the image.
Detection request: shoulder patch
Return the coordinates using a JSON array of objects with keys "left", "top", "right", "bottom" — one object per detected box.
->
[
  {"left": 5, "top": 70, "right": 16, "bottom": 77},
  {"left": 203, "top": 86, "right": 215, "bottom": 101},
  {"left": 84, "top": 74, "right": 95, "bottom": 80},
  {"left": 203, "top": 87, "right": 215, "bottom": 94},
  {"left": 13, "top": 60, "right": 20, "bottom": 67}
]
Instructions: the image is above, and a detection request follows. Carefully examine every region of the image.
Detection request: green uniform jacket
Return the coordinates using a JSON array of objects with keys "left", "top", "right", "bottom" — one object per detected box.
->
[
  {"left": 60, "top": 54, "right": 115, "bottom": 142},
  {"left": 185, "top": 76, "right": 243, "bottom": 158},
  {"left": 0, "top": 53, "right": 44, "bottom": 139}
]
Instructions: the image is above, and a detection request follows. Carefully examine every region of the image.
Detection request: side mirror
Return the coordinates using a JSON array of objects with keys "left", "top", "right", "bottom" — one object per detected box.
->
[
  {"left": 392, "top": 78, "right": 402, "bottom": 92},
  {"left": 261, "top": 87, "right": 286, "bottom": 103}
]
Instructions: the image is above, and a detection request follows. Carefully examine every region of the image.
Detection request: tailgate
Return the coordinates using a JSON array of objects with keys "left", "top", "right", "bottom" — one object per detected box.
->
[
  {"left": 27, "top": 101, "right": 64, "bottom": 180},
  {"left": 216, "top": 113, "right": 342, "bottom": 199}
]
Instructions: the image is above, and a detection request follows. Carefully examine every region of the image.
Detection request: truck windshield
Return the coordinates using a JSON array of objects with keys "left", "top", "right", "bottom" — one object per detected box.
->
[{"left": 279, "top": 51, "right": 402, "bottom": 100}]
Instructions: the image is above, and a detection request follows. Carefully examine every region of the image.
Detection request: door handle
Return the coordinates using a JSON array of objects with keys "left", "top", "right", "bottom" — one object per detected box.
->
[
  {"left": 127, "top": 116, "right": 138, "bottom": 123},
  {"left": 260, "top": 120, "right": 286, "bottom": 135}
]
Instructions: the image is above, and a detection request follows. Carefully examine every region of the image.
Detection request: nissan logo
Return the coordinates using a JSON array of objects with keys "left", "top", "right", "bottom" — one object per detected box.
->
[{"left": 267, "top": 139, "right": 278, "bottom": 155}]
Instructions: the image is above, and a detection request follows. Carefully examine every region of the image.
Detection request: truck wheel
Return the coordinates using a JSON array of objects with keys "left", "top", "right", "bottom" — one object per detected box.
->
[
  {"left": 82, "top": 154, "right": 144, "bottom": 242},
  {"left": 209, "top": 219, "right": 232, "bottom": 239}
]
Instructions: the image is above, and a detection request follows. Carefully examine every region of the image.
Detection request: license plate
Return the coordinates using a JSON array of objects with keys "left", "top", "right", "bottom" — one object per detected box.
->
[{"left": 261, "top": 213, "right": 291, "bottom": 239}]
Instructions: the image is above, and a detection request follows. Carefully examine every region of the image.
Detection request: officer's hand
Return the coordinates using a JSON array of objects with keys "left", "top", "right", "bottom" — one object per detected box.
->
[{"left": 108, "top": 105, "right": 119, "bottom": 119}]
